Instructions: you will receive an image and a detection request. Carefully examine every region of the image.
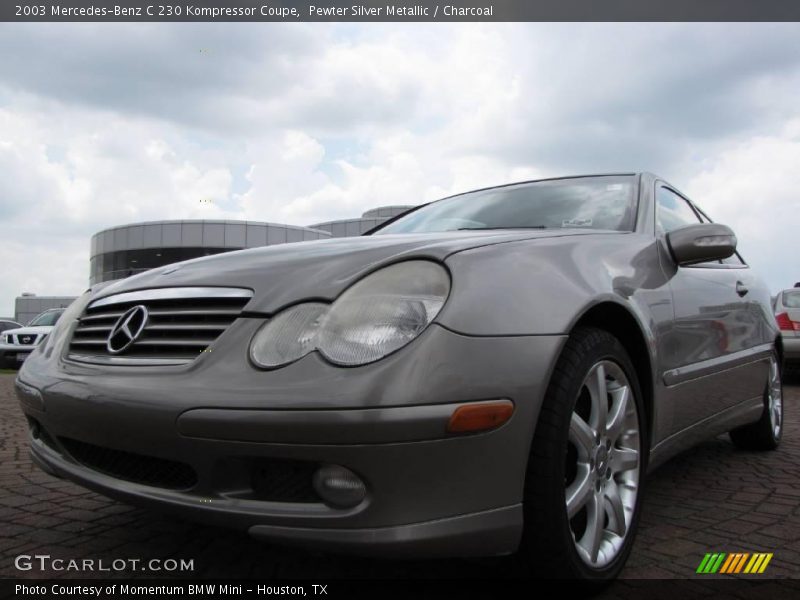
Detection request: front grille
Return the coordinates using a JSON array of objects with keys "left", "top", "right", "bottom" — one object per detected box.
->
[
  {"left": 17, "top": 334, "right": 37, "bottom": 345},
  {"left": 68, "top": 286, "right": 252, "bottom": 365},
  {"left": 60, "top": 437, "right": 198, "bottom": 490},
  {"left": 251, "top": 459, "right": 320, "bottom": 503}
]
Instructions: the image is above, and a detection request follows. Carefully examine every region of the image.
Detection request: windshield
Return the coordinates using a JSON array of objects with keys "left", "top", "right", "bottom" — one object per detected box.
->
[
  {"left": 28, "top": 310, "right": 63, "bottom": 327},
  {"left": 375, "top": 176, "right": 637, "bottom": 234},
  {"left": 783, "top": 290, "right": 800, "bottom": 308}
]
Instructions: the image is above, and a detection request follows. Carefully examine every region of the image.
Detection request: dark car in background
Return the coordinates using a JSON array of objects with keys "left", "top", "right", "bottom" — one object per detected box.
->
[{"left": 16, "top": 173, "right": 782, "bottom": 581}]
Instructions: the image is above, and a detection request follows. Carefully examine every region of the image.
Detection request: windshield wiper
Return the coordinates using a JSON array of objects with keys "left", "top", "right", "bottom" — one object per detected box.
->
[{"left": 457, "top": 226, "right": 550, "bottom": 231}]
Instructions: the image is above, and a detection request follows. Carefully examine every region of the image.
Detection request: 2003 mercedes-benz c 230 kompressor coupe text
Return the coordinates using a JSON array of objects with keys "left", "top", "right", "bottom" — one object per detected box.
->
[{"left": 16, "top": 173, "right": 783, "bottom": 581}]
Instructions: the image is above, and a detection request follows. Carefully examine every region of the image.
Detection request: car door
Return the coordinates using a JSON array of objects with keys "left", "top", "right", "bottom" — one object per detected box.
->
[{"left": 656, "top": 183, "right": 770, "bottom": 434}]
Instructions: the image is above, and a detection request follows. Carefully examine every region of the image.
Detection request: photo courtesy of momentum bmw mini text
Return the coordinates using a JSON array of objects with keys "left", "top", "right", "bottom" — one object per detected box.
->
[{"left": 1, "top": 1, "right": 800, "bottom": 599}]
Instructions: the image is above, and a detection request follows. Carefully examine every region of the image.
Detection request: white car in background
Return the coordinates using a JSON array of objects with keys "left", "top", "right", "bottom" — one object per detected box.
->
[
  {"left": 0, "top": 309, "right": 64, "bottom": 369},
  {"left": 775, "top": 288, "right": 800, "bottom": 367}
]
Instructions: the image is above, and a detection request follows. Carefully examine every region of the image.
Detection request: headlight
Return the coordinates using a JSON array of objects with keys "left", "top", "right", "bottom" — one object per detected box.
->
[
  {"left": 249, "top": 261, "right": 450, "bottom": 368},
  {"left": 249, "top": 303, "right": 327, "bottom": 368}
]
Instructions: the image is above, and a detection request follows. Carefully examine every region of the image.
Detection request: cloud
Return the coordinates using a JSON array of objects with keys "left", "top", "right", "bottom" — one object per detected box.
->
[
  {"left": 1, "top": 22, "right": 800, "bottom": 317},
  {"left": 0, "top": 24, "right": 320, "bottom": 134},
  {"left": 686, "top": 120, "right": 800, "bottom": 290}
]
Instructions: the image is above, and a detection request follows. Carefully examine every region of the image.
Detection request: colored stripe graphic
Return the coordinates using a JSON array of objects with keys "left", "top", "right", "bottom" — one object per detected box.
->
[
  {"left": 696, "top": 553, "right": 714, "bottom": 573},
  {"left": 697, "top": 553, "right": 727, "bottom": 573},
  {"left": 744, "top": 554, "right": 760, "bottom": 573},
  {"left": 733, "top": 553, "right": 749, "bottom": 573},
  {"left": 711, "top": 553, "right": 726, "bottom": 573},
  {"left": 719, "top": 553, "right": 735, "bottom": 573},
  {"left": 756, "top": 553, "right": 773, "bottom": 573},
  {"left": 698, "top": 552, "right": 773, "bottom": 574}
]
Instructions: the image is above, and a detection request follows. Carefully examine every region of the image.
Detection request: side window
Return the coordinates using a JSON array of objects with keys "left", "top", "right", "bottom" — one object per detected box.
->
[{"left": 656, "top": 187, "right": 702, "bottom": 233}]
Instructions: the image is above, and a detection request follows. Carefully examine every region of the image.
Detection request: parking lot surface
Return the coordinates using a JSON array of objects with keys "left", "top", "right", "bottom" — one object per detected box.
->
[{"left": 1, "top": 372, "right": 799, "bottom": 586}]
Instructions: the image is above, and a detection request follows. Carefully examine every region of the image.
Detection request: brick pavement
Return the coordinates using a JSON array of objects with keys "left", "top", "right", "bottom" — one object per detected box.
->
[{"left": 1, "top": 372, "right": 799, "bottom": 586}]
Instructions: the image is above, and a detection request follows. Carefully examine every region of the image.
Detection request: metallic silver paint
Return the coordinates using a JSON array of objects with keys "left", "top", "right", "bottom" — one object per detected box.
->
[
  {"left": 89, "top": 286, "right": 253, "bottom": 309},
  {"left": 16, "top": 172, "right": 778, "bottom": 557}
]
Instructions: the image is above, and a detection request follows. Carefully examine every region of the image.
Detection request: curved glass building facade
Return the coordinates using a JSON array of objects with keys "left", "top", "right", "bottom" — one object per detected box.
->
[
  {"left": 309, "top": 205, "right": 413, "bottom": 237},
  {"left": 90, "top": 220, "right": 331, "bottom": 284},
  {"left": 89, "top": 207, "right": 415, "bottom": 285}
]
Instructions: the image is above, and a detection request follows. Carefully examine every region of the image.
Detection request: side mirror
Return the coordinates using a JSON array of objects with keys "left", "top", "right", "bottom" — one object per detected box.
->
[{"left": 666, "top": 223, "right": 737, "bottom": 266}]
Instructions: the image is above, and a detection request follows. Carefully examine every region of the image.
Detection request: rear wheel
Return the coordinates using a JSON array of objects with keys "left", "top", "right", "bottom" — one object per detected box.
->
[
  {"left": 518, "top": 327, "right": 646, "bottom": 581},
  {"left": 729, "top": 351, "right": 782, "bottom": 451}
]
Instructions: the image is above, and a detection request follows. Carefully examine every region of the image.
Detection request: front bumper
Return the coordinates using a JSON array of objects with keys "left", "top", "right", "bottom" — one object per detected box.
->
[{"left": 16, "top": 321, "right": 565, "bottom": 557}]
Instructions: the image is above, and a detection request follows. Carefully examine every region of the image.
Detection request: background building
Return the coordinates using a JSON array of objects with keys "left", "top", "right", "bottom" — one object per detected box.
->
[
  {"left": 90, "top": 220, "right": 332, "bottom": 285},
  {"left": 15, "top": 294, "right": 77, "bottom": 325},
  {"left": 89, "top": 206, "right": 413, "bottom": 285},
  {"left": 309, "top": 205, "right": 413, "bottom": 237},
  {"left": 11, "top": 205, "right": 415, "bottom": 320}
]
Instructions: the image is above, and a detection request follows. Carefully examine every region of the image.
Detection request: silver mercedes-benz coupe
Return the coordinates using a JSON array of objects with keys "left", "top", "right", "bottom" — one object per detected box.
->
[{"left": 16, "top": 173, "right": 783, "bottom": 581}]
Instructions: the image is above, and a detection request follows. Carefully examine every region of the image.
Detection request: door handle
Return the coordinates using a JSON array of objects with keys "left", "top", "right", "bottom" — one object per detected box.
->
[{"left": 735, "top": 281, "right": 749, "bottom": 297}]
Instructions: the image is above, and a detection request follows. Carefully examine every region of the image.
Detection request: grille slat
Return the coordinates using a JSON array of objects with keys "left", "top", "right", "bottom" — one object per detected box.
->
[
  {"left": 79, "top": 313, "right": 124, "bottom": 322},
  {"left": 67, "top": 287, "right": 252, "bottom": 366},
  {"left": 135, "top": 338, "right": 214, "bottom": 347},
  {"left": 146, "top": 324, "right": 227, "bottom": 331},
  {"left": 74, "top": 325, "right": 113, "bottom": 334},
  {"left": 149, "top": 308, "right": 242, "bottom": 317}
]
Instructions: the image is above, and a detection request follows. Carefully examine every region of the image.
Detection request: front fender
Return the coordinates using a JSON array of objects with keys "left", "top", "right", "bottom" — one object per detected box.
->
[{"left": 438, "top": 233, "right": 672, "bottom": 339}]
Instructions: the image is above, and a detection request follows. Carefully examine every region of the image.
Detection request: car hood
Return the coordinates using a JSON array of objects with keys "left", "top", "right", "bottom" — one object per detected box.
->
[
  {"left": 5, "top": 326, "right": 53, "bottom": 336},
  {"left": 93, "top": 229, "right": 619, "bottom": 314}
]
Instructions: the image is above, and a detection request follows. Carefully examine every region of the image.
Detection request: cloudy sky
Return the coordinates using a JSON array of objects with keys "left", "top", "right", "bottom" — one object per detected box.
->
[{"left": 1, "top": 23, "right": 799, "bottom": 317}]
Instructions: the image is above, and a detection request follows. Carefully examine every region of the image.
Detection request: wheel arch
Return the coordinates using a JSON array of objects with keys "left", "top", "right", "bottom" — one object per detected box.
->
[{"left": 571, "top": 301, "right": 655, "bottom": 448}]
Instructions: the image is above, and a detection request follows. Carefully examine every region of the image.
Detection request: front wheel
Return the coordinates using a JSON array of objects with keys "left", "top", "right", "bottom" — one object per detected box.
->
[
  {"left": 517, "top": 327, "right": 646, "bottom": 581},
  {"left": 729, "top": 351, "right": 783, "bottom": 451}
]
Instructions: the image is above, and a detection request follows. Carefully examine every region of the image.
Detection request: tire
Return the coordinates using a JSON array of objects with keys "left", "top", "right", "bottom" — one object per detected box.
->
[
  {"left": 517, "top": 326, "right": 647, "bottom": 581},
  {"left": 729, "top": 350, "right": 783, "bottom": 451}
]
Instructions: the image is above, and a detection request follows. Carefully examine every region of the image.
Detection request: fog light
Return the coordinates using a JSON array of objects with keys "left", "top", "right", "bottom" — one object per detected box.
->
[{"left": 312, "top": 464, "right": 367, "bottom": 508}]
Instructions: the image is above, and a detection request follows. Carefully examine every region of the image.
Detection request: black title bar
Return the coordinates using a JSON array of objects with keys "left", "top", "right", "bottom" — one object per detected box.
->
[
  {"left": 4, "top": 0, "right": 800, "bottom": 22},
  {"left": 3, "top": 578, "right": 797, "bottom": 599}
]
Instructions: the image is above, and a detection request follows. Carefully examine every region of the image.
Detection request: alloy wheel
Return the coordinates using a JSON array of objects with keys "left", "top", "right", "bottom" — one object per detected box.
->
[
  {"left": 768, "top": 355, "right": 783, "bottom": 439},
  {"left": 566, "top": 360, "right": 640, "bottom": 569}
]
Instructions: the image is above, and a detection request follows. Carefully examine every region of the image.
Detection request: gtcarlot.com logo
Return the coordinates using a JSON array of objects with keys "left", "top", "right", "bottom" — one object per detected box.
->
[
  {"left": 696, "top": 552, "right": 773, "bottom": 574},
  {"left": 14, "top": 554, "right": 194, "bottom": 573}
]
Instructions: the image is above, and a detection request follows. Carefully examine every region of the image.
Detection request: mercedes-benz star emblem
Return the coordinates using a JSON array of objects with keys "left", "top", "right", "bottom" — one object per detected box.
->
[{"left": 107, "top": 305, "right": 149, "bottom": 354}]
